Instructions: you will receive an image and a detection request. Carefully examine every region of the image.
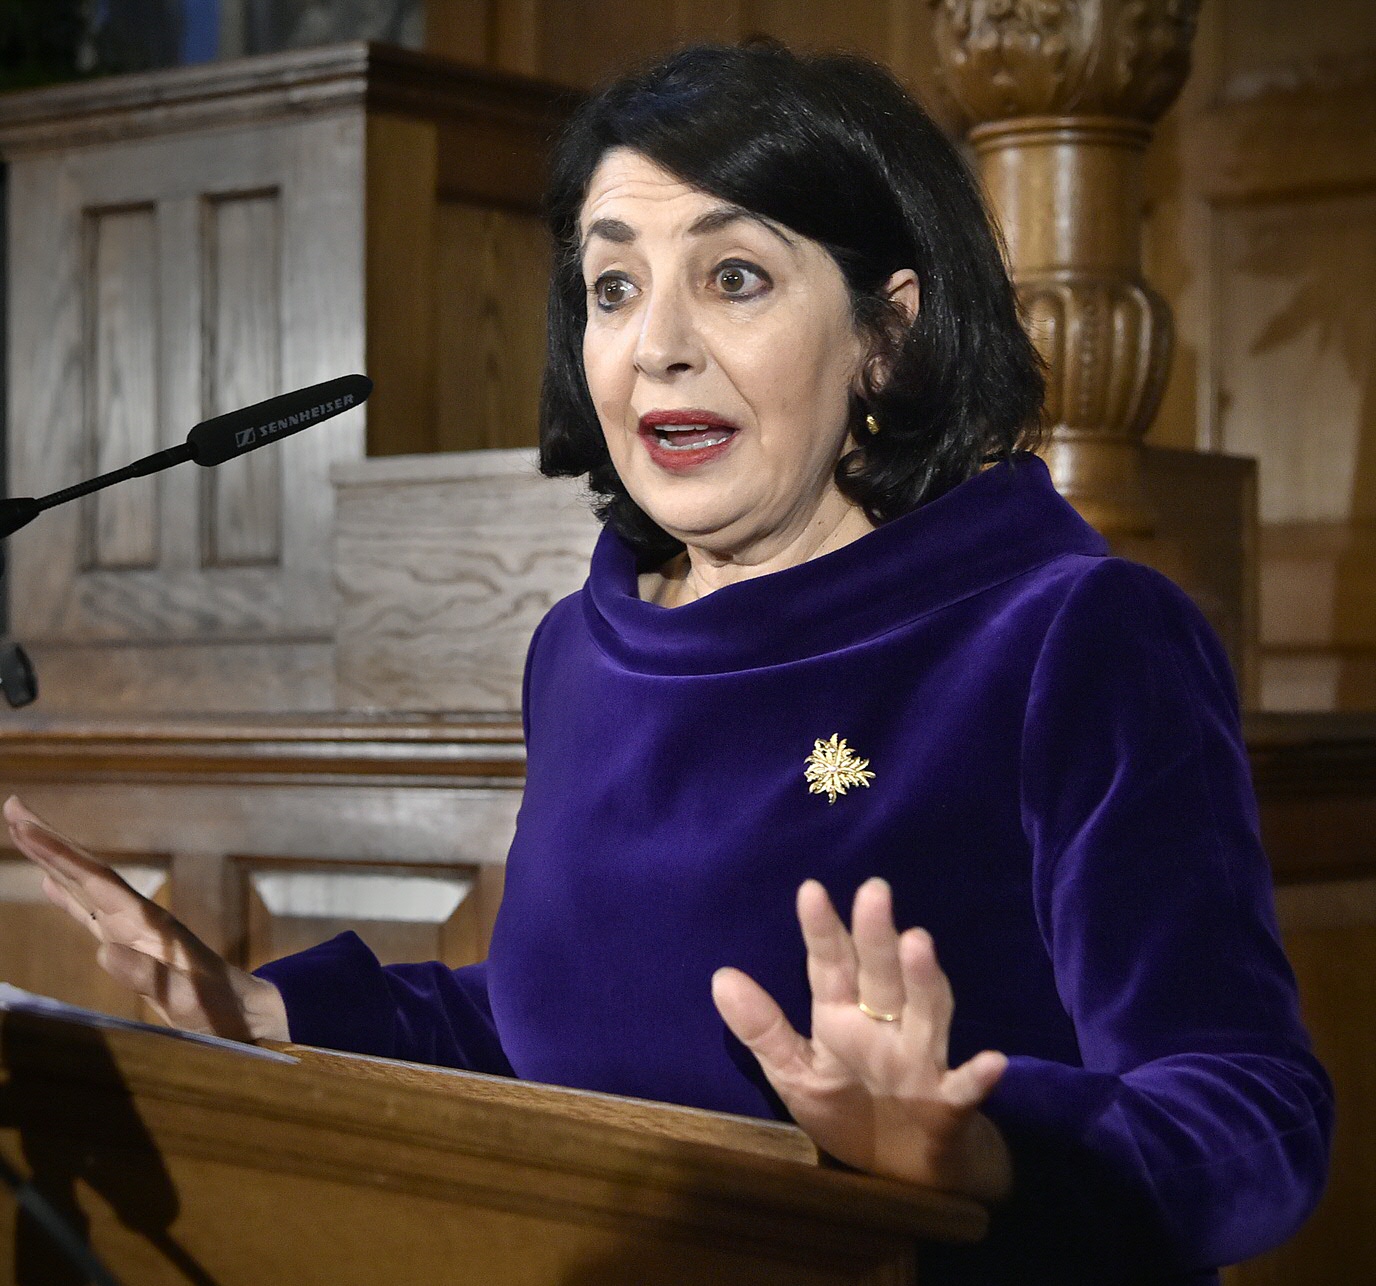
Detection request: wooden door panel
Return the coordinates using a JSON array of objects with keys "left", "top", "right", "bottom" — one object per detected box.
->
[
  {"left": 4, "top": 110, "right": 366, "bottom": 713},
  {"left": 242, "top": 861, "right": 498, "bottom": 973}
]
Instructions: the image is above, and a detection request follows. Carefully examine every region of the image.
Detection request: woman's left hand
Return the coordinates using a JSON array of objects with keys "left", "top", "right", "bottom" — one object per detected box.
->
[{"left": 711, "top": 876, "right": 1012, "bottom": 1202}]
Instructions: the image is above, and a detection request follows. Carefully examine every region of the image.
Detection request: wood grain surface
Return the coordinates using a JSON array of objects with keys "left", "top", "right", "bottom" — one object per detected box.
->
[
  {"left": 333, "top": 449, "right": 598, "bottom": 711},
  {"left": 0, "top": 1007, "right": 986, "bottom": 1284},
  {"left": 0, "top": 47, "right": 574, "bottom": 716},
  {"left": 1157, "top": 4, "right": 1376, "bottom": 716}
]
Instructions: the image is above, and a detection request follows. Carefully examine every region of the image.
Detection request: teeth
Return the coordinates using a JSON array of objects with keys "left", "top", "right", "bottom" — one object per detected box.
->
[{"left": 656, "top": 430, "right": 732, "bottom": 451}]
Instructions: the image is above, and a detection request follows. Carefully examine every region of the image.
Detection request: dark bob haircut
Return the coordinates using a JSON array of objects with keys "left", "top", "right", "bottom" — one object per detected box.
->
[{"left": 539, "top": 41, "right": 1045, "bottom": 569}]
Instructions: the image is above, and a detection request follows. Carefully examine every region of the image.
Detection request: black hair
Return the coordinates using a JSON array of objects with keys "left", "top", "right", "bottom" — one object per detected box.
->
[{"left": 538, "top": 41, "right": 1045, "bottom": 569}]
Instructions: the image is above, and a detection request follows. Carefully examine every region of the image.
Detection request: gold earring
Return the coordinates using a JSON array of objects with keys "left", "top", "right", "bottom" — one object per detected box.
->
[{"left": 865, "top": 413, "right": 880, "bottom": 435}]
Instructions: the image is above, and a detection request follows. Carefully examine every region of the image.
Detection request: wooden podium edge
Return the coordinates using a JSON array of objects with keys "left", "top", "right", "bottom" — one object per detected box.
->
[
  {"left": 0, "top": 1008, "right": 989, "bottom": 1252},
  {"left": 272, "top": 1041, "right": 821, "bottom": 1165}
]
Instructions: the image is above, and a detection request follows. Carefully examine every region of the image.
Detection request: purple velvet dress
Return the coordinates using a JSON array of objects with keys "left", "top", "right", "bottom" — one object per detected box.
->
[{"left": 257, "top": 454, "right": 1332, "bottom": 1283}]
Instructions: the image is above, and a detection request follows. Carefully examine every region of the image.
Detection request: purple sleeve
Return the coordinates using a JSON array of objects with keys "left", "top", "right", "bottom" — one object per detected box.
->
[
  {"left": 977, "top": 560, "right": 1333, "bottom": 1276},
  {"left": 248, "top": 622, "right": 560, "bottom": 1076},
  {"left": 254, "top": 931, "right": 514, "bottom": 1076}
]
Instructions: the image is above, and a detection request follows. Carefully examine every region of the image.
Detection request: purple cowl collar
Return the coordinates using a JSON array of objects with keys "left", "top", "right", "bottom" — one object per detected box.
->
[{"left": 582, "top": 453, "right": 1108, "bottom": 676}]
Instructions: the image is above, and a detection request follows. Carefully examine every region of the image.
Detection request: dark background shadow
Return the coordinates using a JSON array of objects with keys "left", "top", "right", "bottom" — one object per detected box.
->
[{"left": 0, "top": 1012, "right": 218, "bottom": 1285}]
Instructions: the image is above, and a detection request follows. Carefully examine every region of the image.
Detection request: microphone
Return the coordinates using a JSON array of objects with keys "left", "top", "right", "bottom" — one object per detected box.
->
[
  {"left": 185, "top": 373, "right": 371, "bottom": 466},
  {"left": 0, "top": 374, "right": 372, "bottom": 540}
]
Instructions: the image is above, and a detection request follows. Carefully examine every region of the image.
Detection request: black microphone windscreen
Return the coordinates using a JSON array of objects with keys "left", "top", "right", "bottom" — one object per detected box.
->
[
  {"left": 0, "top": 498, "right": 40, "bottom": 540},
  {"left": 186, "top": 375, "right": 372, "bottom": 466}
]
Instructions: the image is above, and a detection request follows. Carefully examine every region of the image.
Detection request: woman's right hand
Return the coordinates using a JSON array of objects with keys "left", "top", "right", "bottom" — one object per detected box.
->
[{"left": 3, "top": 795, "right": 289, "bottom": 1044}]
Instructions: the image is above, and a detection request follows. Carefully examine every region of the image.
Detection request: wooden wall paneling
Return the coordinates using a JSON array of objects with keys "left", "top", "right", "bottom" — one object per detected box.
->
[
  {"left": 0, "top": 716, "right": 526, "bottom": 1014},
  {"left": 3, "top": 109, "right": 368, "bottom": 713},
  {"left": 444, "top": 0, "right": 948, "bottom": 104},
  {"left": 6, "top": 150, "right": 87, "bottom": 635},
  {"left": 273, "top": 110, "right": 370, "bottom": 631},
  {"left": 1259, "top": 522, "right": 1376, "bottom": 712},
  {"left": 5, "top": 782, "right": 523, "bottom": 876},
  {"left": 364, "top": 113, "right": 440, "bottom": 458},
  {"left": 1199, "top": 113, "right": 1376, "bottom": 712},
  {"left": 432, "top": 201, "right": 550, "bottom": 452},
  {"left": 533, "top": 2, "right": 685, "bottom": 90},
  {"left": 332, "top": 450, "right": 598, "bottom": 712},
  {"left": 671, "top": 0, "right": 742, "bottom": 44},
  {"left": 1154, "top": 1, "right": 1376, "bottom": 714},
  {"left": 1, "top": 47, "right": 572, "bottom": 716},
  {"left": 742, "top": 0, "right": 896, "bottom": 64},
  {"left": 5, "top": 643, "right": 334, "bottom": 717},
  {"left": 242, "top": 859, "right": 488, "bottom": 970},
  {"left": 169, "top": 850, "right": 243, "bottom": 962},
  {"left": 425, "top": 0, "right": 497, "bottom": 65},
  {"left": 493, "top": 0, "right": 540, "bottom": 78},
  {"left": 203, "top": 188, "right": 284, "bottom": 567},
  {"left": 9, "top": 115, "right": 364, "bottom": 633},
  {"left": 1217, "top": 0, "right": 1376, "bottom": 80},
  {"left": 1210, "top": 191, "right": 1376, "bottom": 530},
  {"left": 158, "top": 193, "right": 209, "bottom": 578},
  {"left": 1131, "top": 445, "right": 1259, "bottom": 702},
  {"left": 87, "top": 203, "right": 162, "bottom": 571}
]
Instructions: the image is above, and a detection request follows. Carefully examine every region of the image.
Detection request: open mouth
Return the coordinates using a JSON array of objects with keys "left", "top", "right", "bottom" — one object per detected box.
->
[
  {"left": 638, "top": 410, "right": 741, "bottom": 459},
  {"left": 650, "top": 425, "right": 737, "bottom": 451}
]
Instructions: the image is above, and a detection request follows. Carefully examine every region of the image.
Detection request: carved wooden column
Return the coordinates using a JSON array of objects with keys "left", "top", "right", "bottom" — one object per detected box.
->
[{"left": 930, "top": 0, "right": 1200, "bottom": 537}]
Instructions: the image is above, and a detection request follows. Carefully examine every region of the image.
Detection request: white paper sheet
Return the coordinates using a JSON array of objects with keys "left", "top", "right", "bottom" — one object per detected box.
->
[{"left": 0, "top": 983, "right": 297, "bottom": 1063}]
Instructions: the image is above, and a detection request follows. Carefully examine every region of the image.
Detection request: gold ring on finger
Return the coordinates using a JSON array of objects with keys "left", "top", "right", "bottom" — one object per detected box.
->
[{"left": 857, "top": 999, "right": 900, "bottom": 1023}]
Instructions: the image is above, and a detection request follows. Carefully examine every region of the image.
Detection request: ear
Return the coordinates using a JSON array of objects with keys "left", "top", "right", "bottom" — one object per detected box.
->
[
  {"left": 883, "top": 268, "right": 920, "bottom": 326},
  {"left": 859, "top": 269, "right": 921, "bottom": 395}
]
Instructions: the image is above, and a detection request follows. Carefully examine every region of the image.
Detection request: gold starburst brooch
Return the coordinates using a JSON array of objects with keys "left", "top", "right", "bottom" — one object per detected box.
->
[{"left": 804, "top": 734, "right": 875, "bottom": 805}]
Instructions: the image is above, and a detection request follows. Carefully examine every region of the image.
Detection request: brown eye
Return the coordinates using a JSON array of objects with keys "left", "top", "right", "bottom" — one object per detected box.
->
[
  {"left": 593, "top": 274, "right": 638, "bottom": 310},
  {"left": 714, "top": 261, "right": 768, "bottom": 299}
]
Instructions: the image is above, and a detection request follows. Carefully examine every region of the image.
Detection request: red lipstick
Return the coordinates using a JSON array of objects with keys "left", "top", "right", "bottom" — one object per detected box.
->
[{"left": 637, "top": 409, "right": 741, "bottom": 473}]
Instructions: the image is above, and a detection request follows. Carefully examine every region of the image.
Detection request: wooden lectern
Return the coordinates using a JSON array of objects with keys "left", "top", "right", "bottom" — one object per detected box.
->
[{"left": 0, "top": 1006, "right": 985, "bottom": 1284}]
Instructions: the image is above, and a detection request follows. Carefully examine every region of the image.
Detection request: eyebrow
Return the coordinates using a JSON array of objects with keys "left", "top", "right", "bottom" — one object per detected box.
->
[{"left": 578, "top": 205, "right": 797, "bottom": 261}]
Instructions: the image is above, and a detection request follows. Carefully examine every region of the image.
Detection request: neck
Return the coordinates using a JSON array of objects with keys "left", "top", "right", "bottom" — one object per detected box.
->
[{"left": 644, "top": 492, "right": 877, "bottom": 608}]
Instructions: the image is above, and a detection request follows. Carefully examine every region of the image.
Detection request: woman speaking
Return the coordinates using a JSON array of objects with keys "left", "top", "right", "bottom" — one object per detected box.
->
[{"left": 5, "top": 41, "right": 1331, "bottom": 1284}]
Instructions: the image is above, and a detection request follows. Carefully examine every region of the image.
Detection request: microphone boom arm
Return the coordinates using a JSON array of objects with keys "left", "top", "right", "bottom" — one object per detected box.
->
[{"left": 0, "top": 374, "right": 371, "bottom": 542}]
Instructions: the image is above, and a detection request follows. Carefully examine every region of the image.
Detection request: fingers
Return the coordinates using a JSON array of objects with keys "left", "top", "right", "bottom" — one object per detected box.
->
[
  {"left": 943, "top": 1049, "right": 1009, "bottom": 1110},
  {"left": 796, "top": 879, "right": 858, "bottom": 1005},
  {"left": 711, "top": 966, "right": 812, "bottom": 1081},
  {"left": 38, "top": 872, "right": 102, "bottom": 936},
  {"left": 6, "top": 801, "right": 201, "bottom": 970},
  {"left": 801, "top": 877, "right": 970, "bottom": 1089},
  {"left": 0, "top": 797, "right": 98, "bottom": 884},
  {"left": 3, "top": 794, "right": 47, "bottom": 830},
  {"left": 8, "top": 815, "right": 144, "bottom": 918},
  {"left": 9, "top": 812, "right": 112, "bottom": 883},
  {"left": 899, "top": 923, "right": 955, "bottom": 1063},
  {"left": 852, "top": 877, "right": 905, "bottom": 1020}
]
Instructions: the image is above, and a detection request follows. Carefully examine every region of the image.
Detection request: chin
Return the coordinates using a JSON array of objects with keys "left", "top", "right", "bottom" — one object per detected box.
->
[{"left": 625, "top": 484, "right": 747, "bottom": 544}]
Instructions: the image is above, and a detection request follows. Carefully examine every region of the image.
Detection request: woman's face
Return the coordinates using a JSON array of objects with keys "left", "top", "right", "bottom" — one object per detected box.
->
[{"left": 578, "top": 148, "right": 877, "bottom": 560}]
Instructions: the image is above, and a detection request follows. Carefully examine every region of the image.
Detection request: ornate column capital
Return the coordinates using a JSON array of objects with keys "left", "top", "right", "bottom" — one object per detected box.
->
[
  {"left": 929, "top": 0, "right": 1201, "bottom": 126},
  {"left": 929, "top": 0, "right": 1202, "bottom": 537}
]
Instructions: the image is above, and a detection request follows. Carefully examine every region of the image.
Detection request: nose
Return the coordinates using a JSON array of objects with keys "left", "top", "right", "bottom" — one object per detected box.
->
[{"left": 633, "top": 283, "right": 703, "bottom": 381}]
